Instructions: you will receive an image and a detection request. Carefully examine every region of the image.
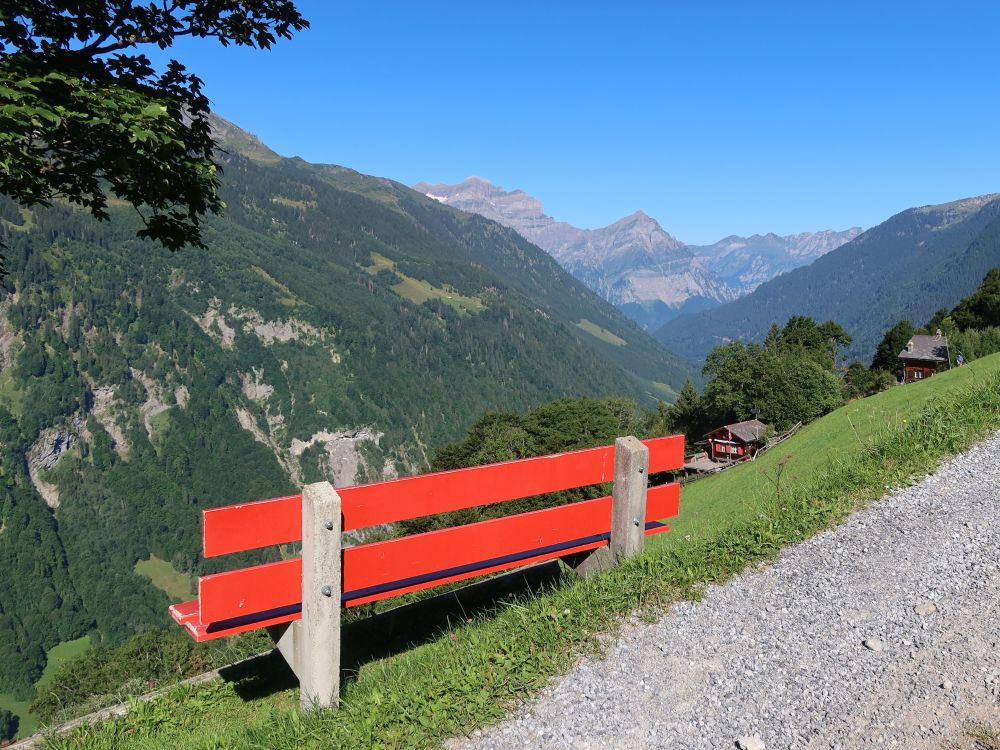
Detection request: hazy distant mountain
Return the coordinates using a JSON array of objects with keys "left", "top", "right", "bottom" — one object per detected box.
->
[
  {"left": 657, "top": 194, "right": 1000, "bottom": 362},
  {"left": 414, "top": 177, "right": 859, "bottom": 330},
  {"left": 689, "top": 228, "right": 863, "bottom": 295},
  {"left": 414, "top": 178, "right": 737, "bottom": 329}
]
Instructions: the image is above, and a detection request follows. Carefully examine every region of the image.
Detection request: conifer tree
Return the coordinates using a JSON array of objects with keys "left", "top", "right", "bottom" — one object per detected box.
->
[{"left": 870, "top": 320, "right": 914, "bottom": 377}]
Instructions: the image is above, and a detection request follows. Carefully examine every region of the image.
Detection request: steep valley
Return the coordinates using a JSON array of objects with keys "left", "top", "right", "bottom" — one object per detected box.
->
[{"left": 0, "top": 119, "right": 693, "bottom": 701}]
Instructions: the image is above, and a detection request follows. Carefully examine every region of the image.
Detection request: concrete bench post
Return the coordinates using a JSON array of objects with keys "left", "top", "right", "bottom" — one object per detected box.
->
[
  {"left": 299, "top": 481, "right": 342, "bottom": 711},
  {"left": 610, "top": 435, "right": 650, "bottom": 562},
  {"left": 571, "top": 435, "right": 650, "bottom": 576}
]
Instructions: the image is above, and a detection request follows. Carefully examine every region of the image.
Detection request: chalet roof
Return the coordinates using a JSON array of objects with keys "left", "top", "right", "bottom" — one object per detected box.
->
[
  {"left": 898, "top": 333, "right": 949, "bottom": 363},
  {"left": 706, "top": 418, "right": 769, "bottom": 443}
]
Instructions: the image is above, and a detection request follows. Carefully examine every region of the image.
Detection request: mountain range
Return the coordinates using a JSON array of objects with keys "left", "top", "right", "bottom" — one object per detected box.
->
[
  {"left": 0, "top": 117, "right": 692, "bottom": 698},
  {"left": 687, "top": 229, "right": 863, "bottom": 296},
  {"left": 414, "top": 177, "right": 861, "bottom": 330},
  {"left": 656, "top": 194, "right": 1000, "bottom": 362}
]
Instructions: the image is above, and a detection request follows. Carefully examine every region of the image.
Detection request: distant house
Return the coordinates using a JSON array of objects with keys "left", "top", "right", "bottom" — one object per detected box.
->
[
  {"left": 898, "top": 331, "right": 949, "bottom": 384},
  {"left": 702, "top": 419, "right": 769, "bottom": 463}
]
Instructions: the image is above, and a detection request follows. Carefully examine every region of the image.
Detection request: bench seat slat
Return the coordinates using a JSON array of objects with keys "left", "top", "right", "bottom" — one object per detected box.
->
[
  {"left": 172, "top": 600, "right": 301, "bottom": 643},
  {"left": 202, "top": 435, "right": 684, "bottom": 557},
  {"left": 345, "top": 520, "right": 672, "bottom": 608},
  {"left": 179, "top": 521, "right": 672, "bottom": 642},
  {"left": 198, "top": 483, "right": 679, "bottom": 625},
  {"left": 168, "top": 599, "right": 199, "bottom": 625}
]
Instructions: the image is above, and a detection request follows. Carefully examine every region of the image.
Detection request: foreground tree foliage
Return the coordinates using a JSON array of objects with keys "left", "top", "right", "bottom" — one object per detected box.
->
[
  {"left": 870, "top": 319, "right": 914, "bottom": 378},
  {"left": 0, "top": 707, "right": 17, "bottom": 741},
  {"left": 844, "top": 361, "right": 893, "bottom": 399},
  {"left": 700, "top": 341, "right": 844, "bottom": 431},
  {"left": 948, "top": 267, "right": 1000, "bottom": 332},
  {"left": 0, "top": 1, "right": 308, "bottom": 252},
  {"left": 665, "top": 377, "right": 704, "bottom": 443}
]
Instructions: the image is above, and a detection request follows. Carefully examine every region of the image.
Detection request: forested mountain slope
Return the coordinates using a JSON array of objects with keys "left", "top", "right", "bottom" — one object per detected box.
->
[
  {"left": 657, "top": 195, "right": 1000, "bottom": 361},
  {"left": 0, "top": 119, "right": 691, "bottom": 698}
]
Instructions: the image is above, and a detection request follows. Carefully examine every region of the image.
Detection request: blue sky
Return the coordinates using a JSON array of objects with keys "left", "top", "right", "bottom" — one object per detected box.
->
[{"left": 154, "top": 1, "right": 999, "bottom": 243}]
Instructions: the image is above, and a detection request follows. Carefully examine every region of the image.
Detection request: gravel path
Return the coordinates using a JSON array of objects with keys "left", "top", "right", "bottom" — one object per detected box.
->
[{"left": 453, "top": 431, "right": 1000, "bottom": 750}]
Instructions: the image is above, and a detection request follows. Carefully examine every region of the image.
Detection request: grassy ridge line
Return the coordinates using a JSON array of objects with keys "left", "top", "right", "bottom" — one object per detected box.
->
[{"left": 45, "top": 371, "right": 1000, "bottom": 749}]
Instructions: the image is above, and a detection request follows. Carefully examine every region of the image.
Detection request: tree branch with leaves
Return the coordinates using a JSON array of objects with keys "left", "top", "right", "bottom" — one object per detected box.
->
[{"left": 0, "top": 1, "right": 308, "bottom": 251}]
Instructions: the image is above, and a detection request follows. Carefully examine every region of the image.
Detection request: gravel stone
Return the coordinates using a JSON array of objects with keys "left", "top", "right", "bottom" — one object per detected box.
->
[
  {"left": 914, "top": 602, "right": 938, "bottom": 616},
  {"left": 862, "top": 638, "right": 884, "bottom": 652},
  {"left": 737, "top": 736, "right": 765, "bottom": 750},
  {"left": 450, "top": 430, "right": 1000, "bottom": 750}
]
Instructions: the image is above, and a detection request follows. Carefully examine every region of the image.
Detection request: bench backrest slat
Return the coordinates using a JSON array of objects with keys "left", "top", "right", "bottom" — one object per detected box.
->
[
  {"left": 198, "top": 482, "right": 679, "bottom": 624},
  {"left": 203, "top": 435, "right": 683, "bottom": 557}
]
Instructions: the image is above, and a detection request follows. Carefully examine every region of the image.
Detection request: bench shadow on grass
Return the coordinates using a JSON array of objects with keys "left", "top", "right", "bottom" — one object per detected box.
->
[{"left": 219, "top": 561, "right": 568, "bottom": 702}]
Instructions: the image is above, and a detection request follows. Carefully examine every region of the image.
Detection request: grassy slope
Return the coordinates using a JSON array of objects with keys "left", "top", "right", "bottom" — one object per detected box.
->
[
  {"left": 41, "top": 355, "right": 1000, "bottom": 750},
  {"left": 659, "top": 356, "right": 1000, "bottom": 552},
  {"left": 1, "top": 637, "right": 92, "bottom": 738},
  {"left": 134, "top": 555, "right": 194, "bottom": 602}
]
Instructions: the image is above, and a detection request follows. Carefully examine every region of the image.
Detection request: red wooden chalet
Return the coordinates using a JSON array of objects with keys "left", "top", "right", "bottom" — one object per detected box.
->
[
  {"left": 898, "top": 331, "right": 949, "bottom": 384},
  {"left": 702, "top": 419, "right": 768, "bottom": 463}
]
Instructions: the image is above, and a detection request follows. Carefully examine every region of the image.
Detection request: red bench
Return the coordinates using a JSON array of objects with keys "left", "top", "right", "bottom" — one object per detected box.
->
[{"left": 170, "top": 434, "right": 684, "bottom": 708}]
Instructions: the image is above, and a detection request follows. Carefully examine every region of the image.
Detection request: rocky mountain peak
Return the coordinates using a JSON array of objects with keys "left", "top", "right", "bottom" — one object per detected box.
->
[
  {"left": 413, "top": 177, "right": 547, "bottom": 225},
  {"left": 412, "top": 177, "right": 865, "bottom": 330},
  {"left": 603, "top": 210, "right": 685, "bottom": 251},
  {"left": 412, "top": 178, "right": 734, "bottom": 325}
]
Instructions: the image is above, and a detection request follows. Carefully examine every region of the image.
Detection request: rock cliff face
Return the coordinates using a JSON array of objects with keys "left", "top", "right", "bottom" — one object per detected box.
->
[
  {"left": 415, "top": 178, "right": 858, "bottom": 330},
  {"left": 26, "top": 420, "right": 83, "bottom": 508}
]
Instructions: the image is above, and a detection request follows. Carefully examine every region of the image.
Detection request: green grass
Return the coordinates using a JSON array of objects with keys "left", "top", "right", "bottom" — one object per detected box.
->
[
  {"left": 649, "top": 381, "right": 677, "bottom": 399},
  {"left": 36, "top": 638, "right": 93, "bottom": 695},
  {"left": 0, "top": 691, "right": 36, "bottom": 738},
  {"left": 574, "top": 318, "right": 627, "bottom": 346},
  {"left": 271, "top": 196, "right": 318, "bottom": 211},
  {"left": 40, "top": 355, "right": 1000, "bottom": 749},
  {"left": 0, "top": 636, "right": 92, "bottom": 739},
  {"left": 147, "top": 410, "right": 173, "bottom": 444},
  {"left": 968, "top": 723, "right": 1000, "bottom": 750},
  {"left": 392, "top": 277, "right": 485, "bottom": 315},
  {"left": 0, "top": 365, "right": 26, "bottom": 418},
  {"left": 252, "top": 265, "right": 306, "bottom": 306},
  {"left": 362, "top": 252, "right": 485, "bottom": 314},
  {"left": 362, "top": 251, "right": 395, "bottom": 273},
  {"left": 0, "top": 206, "right": 35, "bottom": 232},
  {"left": 134, "top": 555, "right": 194, "bottom": 602}
]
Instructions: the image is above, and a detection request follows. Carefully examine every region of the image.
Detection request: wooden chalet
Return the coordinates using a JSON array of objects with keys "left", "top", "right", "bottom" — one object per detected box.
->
[
  {"left": 898, "top": 331, "right": 949, "bottom": 384},
  {"left": 702, "top": 419, "right": 769, "bottom": 463}
]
